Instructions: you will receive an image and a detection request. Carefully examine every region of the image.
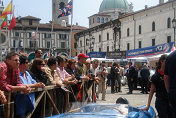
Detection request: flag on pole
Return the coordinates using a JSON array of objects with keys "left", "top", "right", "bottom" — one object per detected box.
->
[
  {"left": 8, "top": 15, "right": 16, "bottom": 30},
  {"left": 33, "top": 27, "right": 38, "bottom": 40},
  {"left": 0, "top": 1, "right": 12, "bottom": 17},
  {"left": 1, "top": 17, "right": 8, "bottom": 29},
  {"left": 0, "top": 14, "right": 7, "bottom": 19},
  {"left": 58, "top": 1, "right": 72, "bottom": 18}
]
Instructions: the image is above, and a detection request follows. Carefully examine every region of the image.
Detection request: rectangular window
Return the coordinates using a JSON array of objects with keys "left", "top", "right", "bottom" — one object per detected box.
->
[
  {"left": 139, "top": 41, "right": 142, "bottom": 48},
  {"left": 139, "top": 25, "right": 142, "bottom": 34},
  {"left": 74, "top": 43, "right": 77, "bottom": 49},
  {"left": 107, "top": 46, "right": 109, "bottom": 52},
  {"left": 99, "top": 48, "right": 101, "bottom": 52},
  {"left": 127, "top": 28, "right": 130, "bottom": 37},
  {"left": 28, "top": 32, "right": 32, "bottom": 38},
  {"left": 59, "top": 34, "right": 67, "bottom": 39},
  {"left": 99, "top": 35, "right": 101, "bottom": 42},
  {"left": 167, "top": 36, "right": 171, "bottom": 43},
  {"left": 152, "top": 22, "right": 155, "bottom": 31},
  {"left": 29, "top": 41, "right": 36, "bottom": 48},
  {"left": 44, "top": 33, "right": 51, "bottom": 38},
  {"left": 61, "top": 42, "right": 65, "bottom": 49},
  {"left": 80, "top": 41, "right": 82, "bottom": 47},
  {"left": 127, "top": 43, "right": 130, "bottom": 50},
  {"left": 15, "top": 32, "right": 19, "bottom": 37},
  {"left": 107, "top": 33, "right": 109, "bottom": 40},
  {"left": 86, "top": 39, "right": 89, "bottom": 46},
  {"left": 29, "top": 20, "right": 32, "bottom": 25},
  {"left": 47, "top": 41, "right": 50, "bottom": 48},
  {"left": 13, "top": 40, "right": 16, "bottom": 47},
  {"left": 152, "top": 39, "right": 155, "bottom": 46}
]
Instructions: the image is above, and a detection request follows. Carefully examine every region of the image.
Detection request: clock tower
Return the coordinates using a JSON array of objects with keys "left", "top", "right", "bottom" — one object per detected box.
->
[{"left": 52, "top": 0, "right": 69, "bottom": 24}]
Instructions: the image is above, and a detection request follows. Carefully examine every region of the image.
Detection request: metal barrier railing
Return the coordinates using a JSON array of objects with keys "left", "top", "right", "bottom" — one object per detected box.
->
[{"left": 1, "top": 80, "right": 96, "bottom": 118}]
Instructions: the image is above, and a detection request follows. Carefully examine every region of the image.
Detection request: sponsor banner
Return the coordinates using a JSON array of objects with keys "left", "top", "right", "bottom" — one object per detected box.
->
[
  {"left": 106, "top": 51, "right": 126, "bottom": 59},
  {"left": 126, "top": 42, "right": 173, "bottom": 58},
  {"left": 87, "top": 52, "right": 106, "bottom": 58}
]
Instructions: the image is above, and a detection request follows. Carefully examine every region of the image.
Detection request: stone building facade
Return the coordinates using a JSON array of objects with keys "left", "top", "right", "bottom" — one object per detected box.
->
[{"left": 76, "top": 0, "right": 176, "bottom": 55}]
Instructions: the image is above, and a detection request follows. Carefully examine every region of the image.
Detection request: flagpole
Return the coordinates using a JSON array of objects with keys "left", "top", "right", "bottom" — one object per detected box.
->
[
  {"left": 69, "top": 0, "right": 73, "bottom": 58},
  {"left": 0, "top": 29, "right": 2, "bottom": 62}
]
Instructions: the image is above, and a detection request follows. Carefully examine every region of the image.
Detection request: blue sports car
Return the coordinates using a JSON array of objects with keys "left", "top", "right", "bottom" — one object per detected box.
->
[{"left": 48, "top": 102, "right": 156, "bottom": 118}]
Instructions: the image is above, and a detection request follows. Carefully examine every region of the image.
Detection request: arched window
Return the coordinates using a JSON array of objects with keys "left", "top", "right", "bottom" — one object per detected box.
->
[
  {"left": 97, "top": 17, "right": 100, "bottom": 23},
  {"left": 127, "top": 28, "right": 130, "bottom": 37},
  {"left": 152, "top": 21, "right": 155, "bottom": 31},
  {"left": 167, "top": 18, "right": 171, "bottom": 28},
  {"left": 101, "top": 17, "right": 104, "bottom": 23},
  {"left": 105, "top": 18, "right": 108, "bottom": 22}
]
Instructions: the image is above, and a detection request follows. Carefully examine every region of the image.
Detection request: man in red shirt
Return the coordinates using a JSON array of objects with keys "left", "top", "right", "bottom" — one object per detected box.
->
[{"left": 0, "top": 52, "right": 30, "bottom": 93}]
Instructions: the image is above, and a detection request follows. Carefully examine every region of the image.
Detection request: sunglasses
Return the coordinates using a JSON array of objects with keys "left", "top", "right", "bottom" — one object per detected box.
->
[{"left": 40, "top": 64, "right": 45, "bottom": 66}]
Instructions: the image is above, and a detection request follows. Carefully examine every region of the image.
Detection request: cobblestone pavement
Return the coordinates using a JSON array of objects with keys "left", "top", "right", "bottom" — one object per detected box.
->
[{"left": 96, "top": 85, "right": 156, "bottom": 114}]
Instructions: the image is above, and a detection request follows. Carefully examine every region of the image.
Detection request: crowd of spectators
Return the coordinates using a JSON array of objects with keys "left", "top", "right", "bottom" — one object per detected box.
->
[
  {"left": 1, "top": 49, "right": 176, "bottom": 118},
  {"left": 0, "top": 50, "right": 104, "bottom": 117}
]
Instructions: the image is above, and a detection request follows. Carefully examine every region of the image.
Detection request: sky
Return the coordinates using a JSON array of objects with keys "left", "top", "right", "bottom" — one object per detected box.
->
[{"left": 2, "top": 0, "right": 167, "bottom": 28}]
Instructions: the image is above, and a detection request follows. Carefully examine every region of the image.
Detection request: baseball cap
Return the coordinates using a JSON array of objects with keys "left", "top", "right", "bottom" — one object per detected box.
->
[{"left": 78, "top": 53, "right": 89, "bottom": 59}]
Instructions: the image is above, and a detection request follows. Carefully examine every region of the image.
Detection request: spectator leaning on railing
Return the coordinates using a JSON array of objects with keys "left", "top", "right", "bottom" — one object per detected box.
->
[
  {"left": 56, "top": 55, "right": 77, "bottom": 113},
  {"left": 44, "top": 57, "right": 63, "bottom": 86},
  {"left": 30, "top": 58, "right": 49, "bottom": 85},
  {"left": 0, "top": 90, "right": 6, "bottom": 104},
  {"left": 15, "top": 55, "right": 45, "bottom": 117},
  {"left": 0, "top": 52, "right": 31, "bottom": 94}
]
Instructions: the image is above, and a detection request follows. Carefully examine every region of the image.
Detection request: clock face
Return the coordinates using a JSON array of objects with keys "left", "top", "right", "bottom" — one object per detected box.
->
[{"left": 59, "top": 2, "right": 65, "bottom": 10}]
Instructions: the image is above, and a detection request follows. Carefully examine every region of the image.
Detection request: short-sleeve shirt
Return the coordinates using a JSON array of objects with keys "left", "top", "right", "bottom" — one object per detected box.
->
[
  {"left": 164, "top": 51, "right": 176, "bottom": 91},
  {"left": 0, "top": 62, "right": 22, "bottom": 91},
  {"left": 151, "top": 70, "right": 168, "bottom": 100},
  {"left": 16, "top": 71, "right": 37, "bottom": 115}
]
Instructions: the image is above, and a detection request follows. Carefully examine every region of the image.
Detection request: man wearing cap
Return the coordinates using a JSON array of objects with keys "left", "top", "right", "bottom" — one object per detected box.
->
[
  {"left": 75, "top": 53, "right": 89, "bottom": 81},
  {"left": 75, "top": 53, "right": 90, "bottom": 101}
]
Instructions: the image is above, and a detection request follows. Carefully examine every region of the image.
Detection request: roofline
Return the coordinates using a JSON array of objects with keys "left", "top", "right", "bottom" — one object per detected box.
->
[
  {"left": 119, "top": 1, "right": 173, "bottom": 19},
  {"left": 75, "top": 19, "right": 120, "bottom": 38}
]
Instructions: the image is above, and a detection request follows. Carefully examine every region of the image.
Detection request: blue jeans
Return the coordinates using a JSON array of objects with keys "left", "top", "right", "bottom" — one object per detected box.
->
[{"left": 155, "top": 98, "right": 174, "bottom": 118}]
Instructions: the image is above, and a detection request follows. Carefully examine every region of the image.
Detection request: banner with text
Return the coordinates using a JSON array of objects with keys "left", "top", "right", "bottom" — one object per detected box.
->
[
  {"left": 106, "top": 51, "right": 126, "bottom": 59},
  {"left": 87, "top": 52, "right": 106, "bottom": 58},
  {"left": 126, "top": 42, "right": 174, "bottom": 58}
]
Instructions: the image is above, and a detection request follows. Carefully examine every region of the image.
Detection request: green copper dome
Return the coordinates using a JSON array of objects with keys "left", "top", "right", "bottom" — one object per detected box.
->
[{"left": 99, "top": 0, "right": 129, "bottom": 12}]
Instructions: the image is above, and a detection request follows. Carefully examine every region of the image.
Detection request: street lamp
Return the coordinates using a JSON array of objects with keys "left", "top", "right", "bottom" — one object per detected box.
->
[{"left": 172, "top": 17, "right": 176, "bottom": 46}]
